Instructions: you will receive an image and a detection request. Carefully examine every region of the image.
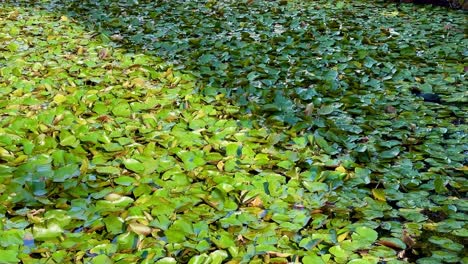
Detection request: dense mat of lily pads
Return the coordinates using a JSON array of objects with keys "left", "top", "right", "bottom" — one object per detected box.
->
[
  {"left": 33, "top": 0, "right": 467, "bottom": 125},
  {"left": 0, "top": 1, "right": 466, "bottom": 264}
]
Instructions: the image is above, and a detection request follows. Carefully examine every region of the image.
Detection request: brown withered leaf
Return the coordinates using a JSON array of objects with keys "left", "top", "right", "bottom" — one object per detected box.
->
[
  {"left": 377, "top": 239, "right": 404, "bottom": 250},
  {"left": 402, "top": 230, "right": 416, "bottom": 248},
  {"left": 385, "top": 105, "right": 397, "bottom": 113},
  {"left": 99, "top": 48, "right": 109, "bottom": 59}
]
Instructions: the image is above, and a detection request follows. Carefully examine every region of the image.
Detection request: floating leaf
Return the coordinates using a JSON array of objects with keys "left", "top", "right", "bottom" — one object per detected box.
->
[
  {"left": 329, "top": 245, "right": 348, "bottom": 259},
  {"left": 54, "top": 164, "right": 80, "bottom": 182},
  {"left": 123, "top": 159, "right": 144, "bottom": 173},
  {"left": 114, "top": 176, "right": 136, "bottom": 186},
  {"left": 302, "top": 255, "right": 325, "bottom": 264},
  {"left": 372, "top": 189, "right": 386, "bottom": 201},
  {"left": 379, "top": 147, "right": 400, "bottom": 159},
  {"left": 96, "top": 166, "right": 121, "bottom": 175},
  {"left": 317, "top": 104, "right": 335, "bottom": 115},
  {"left": 0, "top": 250, "right": 20, "bottom": 264},
  {"left": 59, "top": 133, "right": 78, "bottom": 147},
  {"left": 33, "top": 223, "right": 64, "bottom": 241},
  {"left": 428, "top": 236, "right": 464, "bottom": 252},
  {"left": 352, "top": 226, "right": 378, "bottom": 245},
  {"left": 177, "top": 150, "right": 206, "bottom": 170},
  {"left": 53, "top": 94, "right": 67, "bottom": 104}
]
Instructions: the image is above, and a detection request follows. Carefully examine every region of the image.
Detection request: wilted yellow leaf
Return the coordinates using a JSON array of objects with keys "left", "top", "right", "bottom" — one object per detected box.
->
[
  {"left": 129, "top": 222, "right": 152, "bottom": 236},
  {"left": 249, "top": 196, "right": 263, "bottom": 208},
  {"left": 335, "top": 165, "right": 347, "bottom": 173},
  {"left": 131, "top": 78, "right": 146, "bottom": 87},
  {"left": 53, "top": 94, "right": 67, "bottom": 104},
  {"left": 217, "top": 160, "right": 224, "bottom": 171},
  {"left": 372, "top": 188, "right": 386, "bottom": 201},
  {"left": 338, "top": 232, "right": 349, "bottom": 242},
  {"left": 76, "top": 46, "right": 84, "bottom": 55}
]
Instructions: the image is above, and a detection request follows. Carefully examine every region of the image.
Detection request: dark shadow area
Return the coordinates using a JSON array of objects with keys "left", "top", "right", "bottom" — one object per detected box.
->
[{"left": 394, "top": 0, "right": 467, "bottom": 9}]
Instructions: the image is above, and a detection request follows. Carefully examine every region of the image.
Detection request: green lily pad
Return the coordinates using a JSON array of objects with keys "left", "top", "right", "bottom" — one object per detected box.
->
[
  {"left": 379, "top": 147, "right": 400, "bottom": 159},
  {"left": 0, "top": 250, "right": 20, "bottom": 264},
  {"left": 352, "top": 226, "right": 379, "bottom": 246},
  {"left": 33, "top": 223, "right": 64, "bottom": 241},
  {"left": 428, "top": 236, "right": 464, "bottom": 252},
  {"left": 96, "top": 166, "right": 121, "bottom": 175},
  {"left": 123, "top": 158, "right": 144, "bottom": 173}
]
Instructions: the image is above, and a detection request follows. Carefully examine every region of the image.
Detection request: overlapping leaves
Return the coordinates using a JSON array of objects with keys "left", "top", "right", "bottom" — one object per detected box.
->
[{"left": 1, "top": 1, "right": 467, "bottom": 263}]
